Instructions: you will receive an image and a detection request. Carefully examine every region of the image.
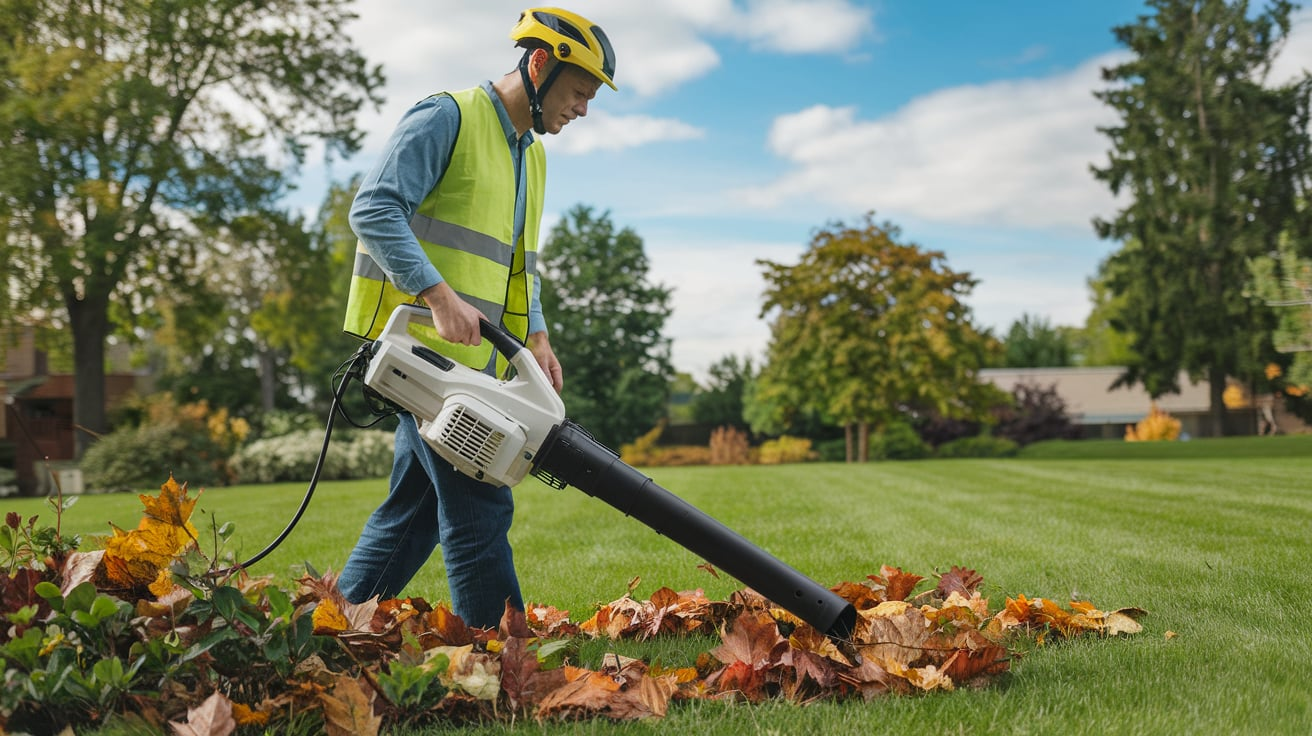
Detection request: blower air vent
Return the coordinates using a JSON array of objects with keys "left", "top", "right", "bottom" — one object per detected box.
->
[{"left": 438, "top": 405, "right": 505, "bottom": 470}]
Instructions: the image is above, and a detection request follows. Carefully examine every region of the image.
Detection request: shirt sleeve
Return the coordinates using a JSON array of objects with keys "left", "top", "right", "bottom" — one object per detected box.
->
[{"left": 348, "top": 95, "right": 460, "bottom": 296}]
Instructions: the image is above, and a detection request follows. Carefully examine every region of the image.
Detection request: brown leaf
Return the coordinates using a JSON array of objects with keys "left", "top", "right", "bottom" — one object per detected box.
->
[
  {"left": 832, "top": 580, "right": 885, "bottom": 610},
  {"left": 855, "top": 601, "right": 932, "bottom": 667},
  {"left": 499, "top": 636, "right": 541, "bottom": 712},
  {"left": 935, "top": 566, "right": 984, "bottom": 599},
  {"left": 168, "top": 691, "right": 235, "bottom": 736},
  {"left": 836, "top": 657, "right": 898, "bottom": 700},
  {"left": 319, "top": 675, "right": 381, "bottom": 736},
  {"left": 59, "top": 550, "right": 103, "bottom": 596},
  {"left": 499, "top": 600, "right": 534, "bottom": 639},
  {"left": 940, "top": 644, "right": 1011, "bottom": 685},
  {"left": 711, "top": 610, "right": 787, "bottom": 669},
  {"left": 526, "top": 603, "right": 579, "bottom": 638},
  {"left": 536, "top": 658, "right": 676, "bottom": 721}
]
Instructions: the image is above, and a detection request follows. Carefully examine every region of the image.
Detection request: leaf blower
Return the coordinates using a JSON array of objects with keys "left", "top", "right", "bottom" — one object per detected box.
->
[
  {"left": 362, "top": 304, "right": 856, "bottom": 640},
  {"left": 224, "top": 303, "right": 855, "bottom": 640}
]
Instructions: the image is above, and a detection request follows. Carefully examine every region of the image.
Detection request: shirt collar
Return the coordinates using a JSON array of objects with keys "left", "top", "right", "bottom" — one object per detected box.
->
[{"left": 481, "top": 80, "right": 534, "bottom": 149}]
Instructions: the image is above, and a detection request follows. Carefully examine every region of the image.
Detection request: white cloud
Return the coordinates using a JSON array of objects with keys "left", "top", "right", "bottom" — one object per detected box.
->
[
  {"left": 1271, "top": 8, "right": 1312, "bottom": 84},
  {"left": 645, "top": 238, "right": 801, "bottom": 380},
  {"left": 545, "top": 111, "right": 705, "bottom": 155},
  {"left": 735, "top": 51, "right": 1128, "bottom": 232},
  {"left": 729, "top": 0, "right": 874, "bottom": 53}
]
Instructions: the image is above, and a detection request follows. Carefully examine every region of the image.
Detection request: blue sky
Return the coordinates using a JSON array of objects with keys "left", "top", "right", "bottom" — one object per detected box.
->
[{"left": 300, "top": 1, "right": 1312, "bottom": 381}]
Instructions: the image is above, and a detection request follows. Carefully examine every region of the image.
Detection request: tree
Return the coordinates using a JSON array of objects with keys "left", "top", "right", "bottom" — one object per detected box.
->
[
  {"left": 1091, "top": 0, "right": 1312, "bottom": 435},
  {"left": 0, "top": 0, "right": 383, "bottom": 454},
  {"left": 1071, "top": 269, "right": 1138, "bottom": 367},
  {"left": 539, "top": 205, "right": 674, "bottom": 449},
  {"left": 753, "top": 213, "right": 998, "bottom": 462},
  {"left": 1002, "top": 313, "right": 1073, "bottom": 367},
  {"left": 149, "top": 208, "right": 341, "bottom": 416},
  {"left": 1248, "top": 235, "right": 1312, "bottom": 388},
  {"left": 691, "top": 354, "right": 755, "bottom": 429}
]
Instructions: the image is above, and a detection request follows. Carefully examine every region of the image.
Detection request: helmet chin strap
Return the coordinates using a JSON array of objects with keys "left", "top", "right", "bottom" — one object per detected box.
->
[{"left": 519, "top": 50, "right": 567, "bottom": 135}]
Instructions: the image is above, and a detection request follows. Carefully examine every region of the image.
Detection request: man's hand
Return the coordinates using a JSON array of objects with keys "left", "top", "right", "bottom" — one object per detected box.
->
[
  {"left": 527, "top": 331, "right": 563, "bottom": 393},
  {"left": 420, "top": 282, "right": 485, "bottom": 345}
]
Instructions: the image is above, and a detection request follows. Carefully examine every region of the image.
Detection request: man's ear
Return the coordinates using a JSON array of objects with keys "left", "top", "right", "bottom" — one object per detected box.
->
[{"left": 528, "top": 48, "right": 550, "bottom": 84}]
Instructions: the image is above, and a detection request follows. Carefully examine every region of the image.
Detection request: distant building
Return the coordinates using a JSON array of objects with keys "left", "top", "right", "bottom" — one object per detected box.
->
[
  {"left": 978, "top": 366, "right": 1305, "bottom": 439},
  {"left": 1, "top": 328, "right": 147, "bottom": 496}
]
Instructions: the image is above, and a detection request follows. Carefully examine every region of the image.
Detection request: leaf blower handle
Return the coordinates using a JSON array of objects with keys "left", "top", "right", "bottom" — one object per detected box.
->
[{"left": 478, "top": 318, "right": 527, "bottom": 361}]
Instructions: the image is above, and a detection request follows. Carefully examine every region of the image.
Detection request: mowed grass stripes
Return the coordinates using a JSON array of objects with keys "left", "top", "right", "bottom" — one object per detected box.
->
[{"left": 7, "top": 436, "right": 1311, "bottom": 735}]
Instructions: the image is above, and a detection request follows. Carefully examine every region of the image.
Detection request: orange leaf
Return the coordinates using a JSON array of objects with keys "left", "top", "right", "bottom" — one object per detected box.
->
[
  {"left": 878, "top": 565, "right": 924, "bottom": 602},
  {"left": 230, "top": 702, "right": 269, "bottom": 727}
]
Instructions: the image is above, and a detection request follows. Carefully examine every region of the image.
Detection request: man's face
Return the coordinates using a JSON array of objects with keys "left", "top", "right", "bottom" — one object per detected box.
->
[{"left": 539, "top": 65, "right": 601, "bottom": 135}]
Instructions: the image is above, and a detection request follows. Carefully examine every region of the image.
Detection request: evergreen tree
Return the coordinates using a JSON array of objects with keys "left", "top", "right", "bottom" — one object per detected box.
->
[
  {"left": 1091, "top": 0, "right": 1312, "bottom": 435},
  {"left": 1003, "top": 313, "right": 1073, "bottom": 367}
]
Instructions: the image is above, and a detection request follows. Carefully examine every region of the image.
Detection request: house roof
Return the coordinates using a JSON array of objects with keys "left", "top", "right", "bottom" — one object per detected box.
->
[{"left": 978, "top": 367, "right": 1218, "bottom": 424}]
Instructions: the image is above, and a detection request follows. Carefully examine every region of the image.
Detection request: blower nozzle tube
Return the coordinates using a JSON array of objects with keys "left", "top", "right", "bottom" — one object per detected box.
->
[{"left": 533, "top": 420, "right": 857, "bottom": 640}]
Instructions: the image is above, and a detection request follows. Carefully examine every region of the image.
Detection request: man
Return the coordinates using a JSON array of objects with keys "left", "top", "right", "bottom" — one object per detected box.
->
[{"left": 338, "top": 7, "right": 617, "bottom": 628}]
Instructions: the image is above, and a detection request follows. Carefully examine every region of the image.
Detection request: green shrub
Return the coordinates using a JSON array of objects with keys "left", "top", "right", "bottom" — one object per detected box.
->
[
  {"left": 935, "top": 435, "right": 1019, "bottom": 459},
  {"left": 231, "top": 428, "right": 394, "bottom": 483},
  {"left": 81, "top": 422, "right": 233, "bottom": 492},
  {"left": 868, "top": 421, "right": 930, "bottom": 461}
]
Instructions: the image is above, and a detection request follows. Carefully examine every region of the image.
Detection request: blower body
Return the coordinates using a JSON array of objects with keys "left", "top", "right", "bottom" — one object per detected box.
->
[{"left": 364, "top": 304, "right": 856, "bottom": 639}]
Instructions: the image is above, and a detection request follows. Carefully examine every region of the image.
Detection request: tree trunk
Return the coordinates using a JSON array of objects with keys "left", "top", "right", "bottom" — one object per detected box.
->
[
  {"left": 858, "top": 422, "right": 869, "bottom": 463},
  {"left": 258, "top": 348, "right": 278, "bottom": 412},
  {"left": 844, "top": 423, "right": 854, "bottom": 463},
  {"left": 66, "top": 291, "right": 111, "bottom": 458},
  {"left": 1208, "top": 364, "right": 1227, "bottom": 437}
]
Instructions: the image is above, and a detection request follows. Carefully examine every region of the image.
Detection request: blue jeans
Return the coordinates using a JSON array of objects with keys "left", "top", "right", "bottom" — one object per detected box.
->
[{"left": 338, "top": 415, "right": 522, "bottom": 628}]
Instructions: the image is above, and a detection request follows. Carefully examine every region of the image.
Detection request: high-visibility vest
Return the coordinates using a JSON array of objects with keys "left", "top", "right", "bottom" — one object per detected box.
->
[{"left": 343, "top": 85, "right": 545, "bottom": 375}]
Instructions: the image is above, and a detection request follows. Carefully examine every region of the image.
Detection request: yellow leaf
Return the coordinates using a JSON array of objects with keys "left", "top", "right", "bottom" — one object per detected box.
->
[
  {"left": 98, "top": 475, "right": 201, "bottom": 592},
  {"left": 312, "top": 599, "right": 350, "bottom": 634}
]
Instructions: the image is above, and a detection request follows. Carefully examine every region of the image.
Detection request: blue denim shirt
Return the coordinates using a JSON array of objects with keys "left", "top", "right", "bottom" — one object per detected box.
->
[{"left": 349, "top": 81, "right": 546, "bottom": 334}]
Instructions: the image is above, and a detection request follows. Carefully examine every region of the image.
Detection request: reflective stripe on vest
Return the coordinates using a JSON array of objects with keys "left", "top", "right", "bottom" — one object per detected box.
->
[{"left": 342, "top": 86, "right": 545, "bottom": 374}]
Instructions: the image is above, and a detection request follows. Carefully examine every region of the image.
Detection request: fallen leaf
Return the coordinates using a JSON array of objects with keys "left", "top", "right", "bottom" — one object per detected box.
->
[
  {"left": 935, "top": 566, "right": 984, "bottom": 599},
  {"left": 168, "top": 691, "right": 235, "bottom": 736},
  {"left": 319, "top": 675, "right": 380, "bottom": 736},
  {"left": 877, "top": 565, "right": 925, "bottom": 602},
  {"left": 100, "top": 476, "right": 201, "bottom": 593}
]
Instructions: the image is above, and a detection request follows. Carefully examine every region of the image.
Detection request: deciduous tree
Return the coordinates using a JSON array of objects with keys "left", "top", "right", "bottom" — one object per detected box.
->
[
  {"left": 1091, "top": 0, "right": 1312, "bottom": 435},
  {"left": 753, "top": 214, "right": 997, "bottom": 462},
  {"left": 0, "top": 0, "right": 382, "bottom": 453}
]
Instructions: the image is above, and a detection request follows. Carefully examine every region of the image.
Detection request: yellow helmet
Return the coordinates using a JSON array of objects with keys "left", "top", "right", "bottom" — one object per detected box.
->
[{"left": 510, "top": 7, "right": 617, "bottom": 90}]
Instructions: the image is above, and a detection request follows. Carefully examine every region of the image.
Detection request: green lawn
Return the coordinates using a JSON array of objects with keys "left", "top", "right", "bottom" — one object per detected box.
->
[{"left": 5, "top": 436, "right": 1312, "bottom": 734}]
